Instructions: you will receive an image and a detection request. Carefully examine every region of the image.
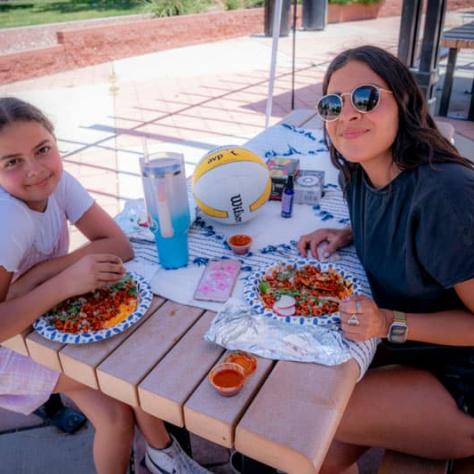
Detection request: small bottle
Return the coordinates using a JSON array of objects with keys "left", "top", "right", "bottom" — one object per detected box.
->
[{"left": 281, "top": 174, "right": 295, "bottom": 218}]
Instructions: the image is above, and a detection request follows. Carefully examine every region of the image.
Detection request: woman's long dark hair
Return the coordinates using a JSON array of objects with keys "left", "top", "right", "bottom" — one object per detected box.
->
[
  {"left": 0, "top": 97, "right": 54, "bottom": 135},
  {"left": 321, "top": 46, "right": 473, "bottom": 180}
]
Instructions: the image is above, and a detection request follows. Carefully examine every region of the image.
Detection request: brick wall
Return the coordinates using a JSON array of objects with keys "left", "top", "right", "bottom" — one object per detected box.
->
[
  {"left": 0, "top": 45, "right": 66, "bottom": 84},
  {"left": 1, "top": 0, "right": 472, "bottom": 84},
  {"left": 57, "top": 9, "right": 264, "bottom": 69}
]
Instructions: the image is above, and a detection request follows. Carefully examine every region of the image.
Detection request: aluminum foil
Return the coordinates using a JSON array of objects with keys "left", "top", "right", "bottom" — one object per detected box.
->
[{"left": 204, "top": 298, "right": 351, "bottom": 366}]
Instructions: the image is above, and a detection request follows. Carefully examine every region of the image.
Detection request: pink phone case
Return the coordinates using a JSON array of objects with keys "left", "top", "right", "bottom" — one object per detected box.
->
[{"left": 194, "top": 260, "right": 241, "bottom": 303}]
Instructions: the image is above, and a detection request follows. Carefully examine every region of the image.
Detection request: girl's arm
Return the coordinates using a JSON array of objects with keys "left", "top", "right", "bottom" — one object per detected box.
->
[
  {"left": 9, "top": 203, "right": 133, "bottom": 299},
  {"left": 0, "top": 253, "right": 125, "bottom": 342}
]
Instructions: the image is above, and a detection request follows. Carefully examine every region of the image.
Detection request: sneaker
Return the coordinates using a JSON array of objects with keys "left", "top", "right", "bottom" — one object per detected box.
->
[
  {"left": 34, "top": 404, "right": 86, "bottom": 434},
  {"left": 145, "top": 435, "right": 211, "bottom": 474}
]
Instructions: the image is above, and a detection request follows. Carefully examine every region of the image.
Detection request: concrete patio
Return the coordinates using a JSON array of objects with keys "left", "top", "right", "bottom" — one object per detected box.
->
[{"left": 0, "top": 9, "right": 473, "bottom": 474}]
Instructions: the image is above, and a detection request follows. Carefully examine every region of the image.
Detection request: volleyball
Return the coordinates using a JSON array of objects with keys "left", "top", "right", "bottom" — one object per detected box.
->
[{"left": 192, "top": 146, "right": 271, "bottom": 225}]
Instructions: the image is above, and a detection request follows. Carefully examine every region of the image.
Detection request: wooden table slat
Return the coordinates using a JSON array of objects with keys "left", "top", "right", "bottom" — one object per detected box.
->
[
  {"left": 138, "top": 311, "right": 224, "bottom": 427},
  {"left": 235, "top": 360, "right": 359, "bottom": 474},
  {"left": 439, "top": 21, "right": 474, "bottom": 119},
  {"left": 441, "top": 38, "right": 474, "bottom": 49},
  {"left": 59, "top": 297, "right": 165, "bottom": 389},
  {"left": 1, "top": 328, "right": 33, "bottom": 356},
  {"left": 184, "top": 354, "right": 274, "bottom": 448},
  {"left": 97, "top": 301, "right": 204, "bottom": 406},
  {"left": 26, "top": 331, "right": 66, "bottom": 373}
]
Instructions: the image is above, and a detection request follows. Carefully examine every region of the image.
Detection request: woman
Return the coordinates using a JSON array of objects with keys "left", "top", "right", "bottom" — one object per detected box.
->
[{"left": 297, "top": 46, "right": 474, "bottom": 473}]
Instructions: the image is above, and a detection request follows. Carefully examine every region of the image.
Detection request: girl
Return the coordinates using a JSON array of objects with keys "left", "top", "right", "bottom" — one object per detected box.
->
[
  {"left": 297, "top": 46, "right": 474, "bottom": 473},
  {"left": 0, "top": 97, "right": 209, "bottom": 474}
]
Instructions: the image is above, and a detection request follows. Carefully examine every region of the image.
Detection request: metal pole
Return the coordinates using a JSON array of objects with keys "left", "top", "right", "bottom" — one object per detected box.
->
[
  {"left": 398, "top": 0, "right": 447, "bottom": 111},
  {"left": 417, "top": 0, "right": 447, "bottom": 100},
  {"left": 398, "top": 0, "right": 423, "bottom": 66},
  {"left": 291, "top": 0, "right": 297, "bottom": 110}
]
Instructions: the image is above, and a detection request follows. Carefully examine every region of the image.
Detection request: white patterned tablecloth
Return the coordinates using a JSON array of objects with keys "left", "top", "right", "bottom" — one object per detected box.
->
[{"left": 117, "top": 123, "right": 378, "bottom": 377}]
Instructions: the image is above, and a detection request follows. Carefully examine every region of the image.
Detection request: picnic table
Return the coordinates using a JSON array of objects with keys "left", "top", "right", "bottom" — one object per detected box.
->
[
  {"left": 1, "top": 110, "right": 360, "bottom": 474},
  {"left": 439, "top": 20, "right": 474, "bottom": 120}
]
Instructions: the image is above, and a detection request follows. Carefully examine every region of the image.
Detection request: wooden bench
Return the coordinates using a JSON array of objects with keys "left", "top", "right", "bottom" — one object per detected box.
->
[
  {"left": 439, "top": 20, "right": 474, "bottom": 120},
  {"left": 379, "top": 450, "right": 474, "bottom": 474}
]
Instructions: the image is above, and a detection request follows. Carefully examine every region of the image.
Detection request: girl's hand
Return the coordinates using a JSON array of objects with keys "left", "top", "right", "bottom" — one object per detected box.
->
[
  {"left": 297, "top": 227, "right": 352, "bottom": 259},
  {"left": 59, "top": 254, "right": 126, "bottom": 298},
  {"left": 339, "top": 295, "right": 392, "bottom": 341}
]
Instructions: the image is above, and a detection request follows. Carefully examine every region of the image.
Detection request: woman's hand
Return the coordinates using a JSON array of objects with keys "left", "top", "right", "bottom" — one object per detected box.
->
[
  {"left": 59, "top": 254, "right": 126, "bottom": 298},
  {"left": 297, "top": 227, "right": 353, "bottom": 259},
  {"left": 339, "top": 295, "right": 392, "bottom": 341}
]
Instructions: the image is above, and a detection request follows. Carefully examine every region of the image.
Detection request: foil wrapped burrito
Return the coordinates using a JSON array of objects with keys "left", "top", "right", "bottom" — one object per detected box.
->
[{"left": 204, "top": 298, "right": 352, "bottom": 366}]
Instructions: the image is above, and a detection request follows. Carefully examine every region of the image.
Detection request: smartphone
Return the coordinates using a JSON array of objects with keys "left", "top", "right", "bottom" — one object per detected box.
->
[{"left": 194, "top": 260, "right": 241, "bottom": 303}]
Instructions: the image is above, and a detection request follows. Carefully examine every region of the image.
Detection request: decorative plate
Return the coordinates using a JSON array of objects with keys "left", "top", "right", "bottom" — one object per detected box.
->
[
  {"left": 33, "top": 272, "right": 153, "bottom": 344},
  {"left": 244, "top": 259, "right": 361, "bottom": 326}
]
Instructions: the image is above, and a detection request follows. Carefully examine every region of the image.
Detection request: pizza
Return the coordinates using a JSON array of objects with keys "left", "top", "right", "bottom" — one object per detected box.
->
[
  {"left": 47, "top": 274, "right": 138, "bottom": 333},
  {"left": 258, "top": 263, "right": 353, "bottom": 317}
]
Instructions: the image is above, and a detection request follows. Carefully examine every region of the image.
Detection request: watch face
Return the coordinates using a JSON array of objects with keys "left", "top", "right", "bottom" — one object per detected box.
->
[{"left": 388, "top": 322, "right": 408, "bottom": 343}]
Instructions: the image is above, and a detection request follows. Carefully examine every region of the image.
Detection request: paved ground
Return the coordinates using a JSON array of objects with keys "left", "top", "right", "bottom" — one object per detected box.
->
[{"left": 0, "top": 11, "right": 473, "bottom": 474}]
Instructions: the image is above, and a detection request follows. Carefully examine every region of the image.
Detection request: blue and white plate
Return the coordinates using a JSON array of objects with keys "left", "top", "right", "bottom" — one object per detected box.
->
[
  {"left": 244, "top": 259, "right": 361, "bottom": 326},
  {"left": 33, "top": 272, "right": 153, "bottom": 344}
]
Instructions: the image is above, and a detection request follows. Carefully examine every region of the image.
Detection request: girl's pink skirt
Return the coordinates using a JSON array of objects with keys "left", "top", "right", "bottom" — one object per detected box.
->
[{"left": 0, "top": 347, "right": 59, "bottom": 415}]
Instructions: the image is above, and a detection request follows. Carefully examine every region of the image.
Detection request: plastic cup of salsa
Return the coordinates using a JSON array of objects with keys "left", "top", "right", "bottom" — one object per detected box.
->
[
  {"left": 228, "top": 234, "right": 252, "bottom": 255},
  {"left": 223, "top": 351, "right": 257, "bottom": 377},
  {"left": 208, "top": 362, "right": 246, "bottom": 397}
]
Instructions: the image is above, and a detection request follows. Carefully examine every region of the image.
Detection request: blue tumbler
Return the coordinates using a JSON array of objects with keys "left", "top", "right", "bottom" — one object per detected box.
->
[{"left": 140, "top": 152, "right": 191, "bottom": 269}]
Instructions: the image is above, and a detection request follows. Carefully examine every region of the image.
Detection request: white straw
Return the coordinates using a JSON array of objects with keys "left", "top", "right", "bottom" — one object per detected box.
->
[
  {"left": 141, "top": 136, "right": 150, "bottom": 163},
  {"left": 265, "top": 0, "right": 283, "bottom": 128}
]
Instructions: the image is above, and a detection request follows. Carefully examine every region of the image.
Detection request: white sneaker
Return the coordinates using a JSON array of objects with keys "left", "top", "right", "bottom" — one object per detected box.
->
[{"left": 145, "top": 435, "right": 211, "bottom": 474}]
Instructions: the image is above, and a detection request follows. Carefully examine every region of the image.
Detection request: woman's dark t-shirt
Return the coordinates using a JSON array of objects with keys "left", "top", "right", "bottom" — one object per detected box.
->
[
  {"left": 345, "top": 161, "right": 474, "bottom": 313},
  {"left": 345, "top": 161, "right": 474, "bottom": 414}
]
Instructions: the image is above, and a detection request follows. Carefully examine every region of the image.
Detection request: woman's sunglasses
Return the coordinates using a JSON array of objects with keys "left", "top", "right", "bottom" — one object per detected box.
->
[{"left": 317, "top": 84, "right": 393, "bottom": 122}]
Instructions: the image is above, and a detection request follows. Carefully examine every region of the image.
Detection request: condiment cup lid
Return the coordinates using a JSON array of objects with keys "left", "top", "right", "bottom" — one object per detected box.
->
[{"left": 223, "top": 351, "right": 257, "bottom": 377}]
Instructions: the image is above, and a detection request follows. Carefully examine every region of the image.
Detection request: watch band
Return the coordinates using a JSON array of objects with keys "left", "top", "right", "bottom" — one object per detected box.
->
[{"left": 393, "top": 310, "right": 407, "bottom": 324}]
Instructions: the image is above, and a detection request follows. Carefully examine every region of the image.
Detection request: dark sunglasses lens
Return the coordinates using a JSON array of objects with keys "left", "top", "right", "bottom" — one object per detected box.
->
[
  {"left": 318, "top": 95, "right": 342, "bottom": 120},
  {"left": 352, "top": 85, "right": 380, "bottom": 113}
]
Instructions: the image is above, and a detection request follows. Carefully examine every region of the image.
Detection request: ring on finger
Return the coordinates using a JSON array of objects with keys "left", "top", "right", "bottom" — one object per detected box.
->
[{"left": 347, "top": 314, "right": 360, "bottom": 326}]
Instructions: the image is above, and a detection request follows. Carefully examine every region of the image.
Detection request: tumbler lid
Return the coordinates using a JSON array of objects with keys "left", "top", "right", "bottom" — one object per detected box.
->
[{"left": 142, "top": 158, "right": 181, "bottom": 178}]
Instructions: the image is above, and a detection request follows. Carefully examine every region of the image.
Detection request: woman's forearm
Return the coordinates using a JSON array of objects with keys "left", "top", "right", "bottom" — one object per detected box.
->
[{"left": 381, "top": 307, "right": 474, "bottom": 346}]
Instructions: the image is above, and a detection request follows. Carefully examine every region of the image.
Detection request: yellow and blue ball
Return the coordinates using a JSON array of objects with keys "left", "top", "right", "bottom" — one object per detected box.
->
[{"left": 192, "top": 146, "right": 271, "bottom": 225}]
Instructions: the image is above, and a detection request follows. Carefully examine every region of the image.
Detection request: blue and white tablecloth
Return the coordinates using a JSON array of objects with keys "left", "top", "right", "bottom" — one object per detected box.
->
[{"left": 117, "top": 123, "right": 378, "bottom": 378}]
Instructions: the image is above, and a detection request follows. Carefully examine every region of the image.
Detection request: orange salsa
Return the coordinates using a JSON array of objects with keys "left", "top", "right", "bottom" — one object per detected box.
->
[
  {"left": 229, "top": 234, "right": 251, "bottom": 247},
  {"left": 211, "top": 368, "right": 244, "bottom": 388}
]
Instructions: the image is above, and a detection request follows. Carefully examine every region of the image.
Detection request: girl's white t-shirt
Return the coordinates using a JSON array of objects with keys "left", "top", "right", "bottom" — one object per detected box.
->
[{"left": 0, "top": 171, "right": 94, "bottom": 278}]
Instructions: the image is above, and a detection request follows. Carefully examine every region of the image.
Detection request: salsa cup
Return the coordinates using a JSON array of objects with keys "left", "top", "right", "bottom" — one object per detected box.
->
[
  {"left": 223, "top": 351, "right": 257, "bottom": 377},
  {"left": 228, "top": 234, "right": 252, "bottom": 255},
  {"left": 208, "top": 362, "right": 246, "bottom": 397}
]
